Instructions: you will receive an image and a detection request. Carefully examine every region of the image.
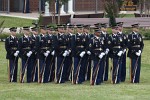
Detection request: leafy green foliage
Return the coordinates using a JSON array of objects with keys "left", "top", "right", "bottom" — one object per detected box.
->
[{"left": 104, "top": 0, "right": 124, "bottom": 26}]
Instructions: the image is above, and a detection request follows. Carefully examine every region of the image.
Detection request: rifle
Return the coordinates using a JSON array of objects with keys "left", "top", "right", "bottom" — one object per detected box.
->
[
  {"left": 85, "top": 56, "right": 90, "bottom": 81},
  {"left": 90, "top": 60, "right": 94, "bottom": 84},
  {"left": 67, "top": 58, "right": 73, "bottom": 81}
]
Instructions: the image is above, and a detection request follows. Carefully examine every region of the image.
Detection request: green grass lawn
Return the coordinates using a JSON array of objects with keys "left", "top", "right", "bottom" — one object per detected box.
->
[
  {"left": 0, "top": 16, "right": 34, "bottom": 28},
  {"left": 0, "top": 41, "right": 150, "bottom": 100}
]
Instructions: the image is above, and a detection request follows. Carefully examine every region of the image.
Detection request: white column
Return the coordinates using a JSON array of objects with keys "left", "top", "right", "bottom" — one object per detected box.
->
[
  {"left": 60, "top": 5, "right": 66, "bottom": 14},
  {"left": 68, "top": 0, "right": 74, "bottom": 14},
  {"left": 44, "top": 1, "right": 50, "bottom": 16}
]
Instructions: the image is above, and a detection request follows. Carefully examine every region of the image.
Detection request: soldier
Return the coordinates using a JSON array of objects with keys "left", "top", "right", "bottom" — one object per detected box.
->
[
  {"left": 5, "top": 27, "right": 19, "bottom": 82},
  {"left": 89, "top": 28, "right": 106, "bottom": 85},
  {"left": 117, "top": 22, "right": 128, "bottom": 82},
  {"left": 55, "top": 25, "right": 71, "bottom": 83},
  {"left": 45, "top": 26, "right": 56, "bottom": 82},
  {"left": 99, "top": 23, "right": 110, "bottom": 82},
  {"left": 127, "top": 24, "right": 144, "bottom": 83},
  {"left": 71, "top": 24, "right": 89, "bottom": 84},
  {"left": 83, "top": 25, "right": 92, "bottom": 81},
  {"left": 65, "top": 25, "right": 74, "bottom": 81},
  {"left": 36, "top": 25, "right": 51, "bottom": 83},
  {"left": 109, "top": 25, "right": 124, "bottom": 84},
  {"left": 19, "top": 26, "right": 33, "bottom": 83},
  {"left": 30, "top": 27, "right": 39, "bottom": 82}
]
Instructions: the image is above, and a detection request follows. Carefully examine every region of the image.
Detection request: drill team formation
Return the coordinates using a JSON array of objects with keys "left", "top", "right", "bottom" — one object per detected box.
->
[{"left": 5, "top": 22, "right": 144, "bottom": 85}]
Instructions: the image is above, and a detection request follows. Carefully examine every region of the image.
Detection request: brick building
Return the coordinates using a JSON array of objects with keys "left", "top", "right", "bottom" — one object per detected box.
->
[
  {"left": 0, "top": 0, "right": 105, "bottom": 13},
  {"left": 0, "top": 0, "right": 139, "bottom": 13}
]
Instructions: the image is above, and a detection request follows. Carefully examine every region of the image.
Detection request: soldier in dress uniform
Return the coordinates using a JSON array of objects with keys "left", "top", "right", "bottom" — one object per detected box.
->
[
  {"left": 99, "top": 23, "right": 110, "bottom": 82},
  {"left": 109, "top": 25, "right": 124, "bottom": 84},
  {"left": 19, "top": 26, "right": 33, "bottom": 83},
  {"left": 89, "top": 28, "right": 106, "bottom": 85},
  {"left": 5, "top": 27, "right": 19, "bottom": 82},
  {"left": 71, "top": 24, "right": 89, "bottom": 84},
  {"left": 36, "top": 25, "right": 51, "bottom": 83},
  {"left": 127, "top": 24, "right": 144, "bottom": 83},
  {"left": 83, "top": 25, "right": 92, "bottom": 81},
  {"left": 45, "top": 26, "right": 56, "bottom": 82},
  {"left": 116, "top": 22, "right": 128, "bottom": 82},
  {"left": 65, "top": 25, "right": 74, "bottom": 81},
  {"left": 55, "top": 25, "right": 71, "bottom": 83},
  {"left": 30, "top": 27, "right": 39, "bottom": 82}
]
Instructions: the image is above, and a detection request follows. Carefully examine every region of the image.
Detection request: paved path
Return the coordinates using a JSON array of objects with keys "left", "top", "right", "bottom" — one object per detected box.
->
[{"left": 0, "top": 12, "right": 39, "bottom": 20}]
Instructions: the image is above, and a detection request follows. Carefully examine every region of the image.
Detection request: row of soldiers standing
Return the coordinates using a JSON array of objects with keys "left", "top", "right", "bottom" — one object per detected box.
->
[{"left": 5, "top": 22, "right": 144, "bottom": 85}]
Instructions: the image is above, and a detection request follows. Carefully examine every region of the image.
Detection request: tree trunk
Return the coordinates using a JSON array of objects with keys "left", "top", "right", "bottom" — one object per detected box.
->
[{"left": 58, "top": 0, "right": 62, "bottom": 24}]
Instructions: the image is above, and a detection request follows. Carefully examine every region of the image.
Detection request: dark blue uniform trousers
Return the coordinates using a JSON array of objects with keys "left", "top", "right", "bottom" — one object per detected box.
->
[
  {"left": 38, "top": 56, "right": 48, "bottom": 83},
  {"left": 103, "top": 55, "right": 109, "bottom": 81},
  {"left": 8, "top": 58, "right": 18, "bottom": 82},
  {"left": 43, "top": 55, "right": 55, "bottom": 83},
  {"left": 73, "top": 56, "right": 86, "bottom": 84},
  {"left": 130, "top": 56, "right": 141, "bottom": 83},
  {"left": 121, "top": 52, "right": 126, "bottom": 82},
  {"left": 20, "top": 57, "right": 32, "bottom": 83},
  {"left": 56, "top": 56, "right": 67, "bottom": 83},
  {"left": 91, "top": 57, "right": 104, "bottom": 85},
  {"left": 30, "top": 58, "right": 38, "bottom": 82},
  {"left": 112, "top": 57, "right": 122, "bottom": 84}
]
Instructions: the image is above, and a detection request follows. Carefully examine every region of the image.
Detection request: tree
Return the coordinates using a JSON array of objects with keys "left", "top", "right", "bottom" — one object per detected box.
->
[
  {"left": 139, "top": 0, "right": 150, "bottom": 16},
  {"left": 57, "top": 0, "right": 70, "bottom": 24},
  {"left": 0, "top": 20, "right": 5, "bottom": 34},
  {"left": 104, "top": 0, "right": 123, "bottom": 26},
  {"left": 45, "top": 0, "right": 69, "bottom": 24}
]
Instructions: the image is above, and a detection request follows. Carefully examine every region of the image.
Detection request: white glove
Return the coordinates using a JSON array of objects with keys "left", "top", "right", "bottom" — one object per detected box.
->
[
  {"left": 138, "top": 50, "right": 141, "bottom": 54},
  {"left": 27, "top": 52, "right": 31, "bottom": 57},
  {"left": 29, "top": 51, "right": 32, "bottom": 54},
  {"left": 87, "top": 51, "right": 91, "bottom": 55},
  {"left": 51, "top": 51, "right": 55, "bottom": 56},
  {"left": 16, "top": 50, "right": 19, "bottom": 54},
  {"left": 136, "top": 52, "right": 140, "bottom": 56},
  {"left": 106, "top": 48, "right": 109, "bottom": 52},
  {"left": 14, "top": 50, "right": 20, "bottom": 57},
  {"left": 46, "top": 50, "right": 50, "bottom": 54},
  {"left": 68, "top": 50, "right": 71, "bottom": 53},
  {"left": 44, "top": 52, "right": 49, "bottom": 57},
  {"left": 117, "top": 51, "right": 123, "bottom": 57},
  {"left": 80, "top": 51, "right": 86, "bottom": 58},
  {"left": 64, "top": 50, "right": 68, "bottom": 53},
  {"left": 98, "top": 54, "right": 103, "bottom": 59},
  {"left": 105, "top": 48, "right": 109, "bottom": 55},
  {"left": 65, "top": 50, "right": 69, "bottom": 55},
  {"left": 63, "top": 52, "right": 67, "bottom": 57},
  {"left": 14, "top": 52, "right": 18, "bottom": 57},
  {"left": 101, "top": 52, "right": 105, "bottom": 56},
  {"left": 123, "top": 49, "right": 126, "bottom": 53}
]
